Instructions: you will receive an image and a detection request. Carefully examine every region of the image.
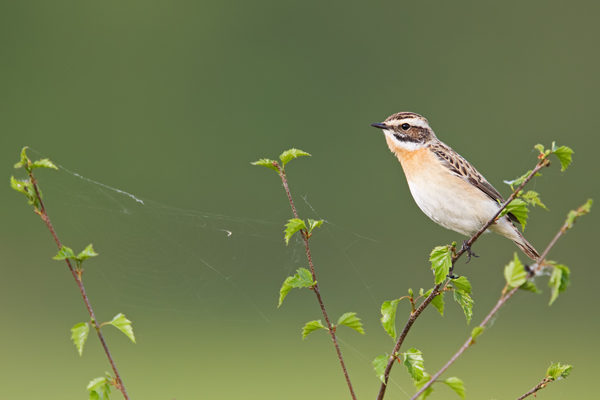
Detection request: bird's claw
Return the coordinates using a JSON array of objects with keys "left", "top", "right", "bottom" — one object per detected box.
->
[{"left": 461, "top": 240, "right": 479, "bottom": 264}]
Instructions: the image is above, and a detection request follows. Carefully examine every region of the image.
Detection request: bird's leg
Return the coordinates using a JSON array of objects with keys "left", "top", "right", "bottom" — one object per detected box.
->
[{"left": 461, "top": 240, "right": 479, "bottom": 264}]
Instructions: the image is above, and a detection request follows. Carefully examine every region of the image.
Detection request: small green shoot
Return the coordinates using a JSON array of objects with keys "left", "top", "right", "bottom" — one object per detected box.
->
[
  {"left": 105, "top": 314, "right": 136, "bottom": 343},
  {"left": 278, "top": 268, "right": 315, "bottom": 307},
  {"left": 284, "top": 218, "right": 306, "bottom": 245},
  {"left": 302, "top": 320, "right": 327, "bottom": 339},
  {"left": 337, "top": 312, "right": 365, "bottom": 335},
  {"left": 548, "top": 262, "right": 571, "bottom": 306},
  {"left": 71, "top": 322, "right": 90, "bottom": 356},
  {"left": 279, "top": 148, "right": 311, "bottom": 167},
  {"left": 565, "top": 199, "right": 593, "bottom": 229},
  {"left": 504, "top": 253, "right": 528, "bottom": 288},
  {"left": 470, "top": 327, "right": 484, "bottom": 343},
  {"left": 546, "top": 362, "right": 573, "bottom": 380},
  {"left": 87, "top": 375, "right": 112, "bottom": 400},
  {"left": 430, "top": 246, "right": 452, "bottom": 284}
]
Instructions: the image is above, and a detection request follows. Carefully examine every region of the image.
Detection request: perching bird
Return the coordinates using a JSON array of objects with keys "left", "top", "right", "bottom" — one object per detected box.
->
[{"left": 371, "top": 112, "right": 539, "bottom": 261}]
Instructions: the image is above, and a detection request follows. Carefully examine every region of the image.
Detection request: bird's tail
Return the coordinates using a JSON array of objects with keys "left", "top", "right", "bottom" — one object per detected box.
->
[{"left": 514, "top": 231, "right": 540, "bottom": 262}]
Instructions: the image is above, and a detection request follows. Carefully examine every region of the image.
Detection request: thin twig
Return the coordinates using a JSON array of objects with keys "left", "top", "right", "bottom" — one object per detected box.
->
[
  {"left": 28, "top": 171, "right": 130, "bottom": 400},
  {"left": 411, "top": 217, "right": 571, "bottom": 399},
  {"left": 276, "top": 164, "right": 357, "bottom": 400},
  {"left": 515, "top": 377, "right": 552, "bottom": 400},
  {"left": 377, "top": 158, "right": 550, "bottom": 400}
]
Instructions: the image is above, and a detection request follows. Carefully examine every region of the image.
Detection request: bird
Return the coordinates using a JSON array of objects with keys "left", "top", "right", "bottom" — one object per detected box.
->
[{"left": 371, "top": 111, "right": 540, "bottom": 261}]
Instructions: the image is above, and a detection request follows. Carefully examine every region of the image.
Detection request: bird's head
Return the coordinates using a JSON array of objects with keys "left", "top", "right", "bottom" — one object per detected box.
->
[{"left": 371, "top": 112, "right": 437, "bottom": 151}]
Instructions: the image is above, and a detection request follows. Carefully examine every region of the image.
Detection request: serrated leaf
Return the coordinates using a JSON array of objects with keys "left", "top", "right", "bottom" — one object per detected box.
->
[
  {"left": 501, "top": 198, "right": 529, "bottom": 229},
  {"left": 373, "top": 355, "right": 388, "bottom": 383},
  {"left": 403, "top": 348, "right": 425, "bottom": 382},
  {"left": 307, "top": 219, "right": 323, "bottom": 234},
  {"left": 503, "top": 170, "right": 541, "bottom": 191},
  {"left": 53, "top": 246, "right": 76, "bottom": 261},
  {"left": 450, "top": 276, "right": 471, "bottom": 294},
  {"left": 251, "top": 158, "right": 280, "bottom": 172},
  {"left": 471, "top": 327, "right": 484, "bottom": 342},
  {"left": 302, "top": 320, "right": 327, "bottom": 339},
  {"left": 552, "top": 145, "right": 574, "bottom": 171},
  {"left": 504, "top": 253, "right": 528, "bottom": 288},
  {"left": 520, "top": 280, "right": 541, "bottom": 294},
  {"left": 87, "top": 376, "right": 111, "bottom": 400},
  {"left": 284, "top": 218, "right": 306, "bottom": 245},
  {"left": 279, "top": 148, "right": 311, "bottom": 167},
  {"left": 548, "top": 263, "right": 570, "bottom": 306},
  {"left": 107, "top": 313, "right": 135, "bottom": 343},
  {"left": 10, "top": 176, "right": 29, "bottom": 196},
  {"left": 546, "top": 362, "right": 573, "bottom": 380},
  {"left": 278, "top": 268, "right": 315, "bottom": 307},
  {"left": 521, "top": 191, "right": 548, "bottom": 210},
  {"left": 565, "top": 199, "right": 593, "bottom": 229},
  {"left": 430, "top": 246, "right": 452, "bottom": 284},
  {"left": 337, "top": 312, "right": 365, "bottom": 335},
  {"left": 425, "top": 289, "right": 444, "bottom": 316},
  {"left": 534, "top": 144, "right": 545, "bottom": 155},
  {"left": 77, "top": 244, "right": 99, "bottom": 261},
  {"left": 414, "top": 372, "right": 434, "bottom": 400},
  {"left": 419, "top": 288, "right": 424, "bottom": 296},
  {"left": 444, "top": 377, "right": 466, "bottom": 399},
  {"left": 30, "top": 159, "right": 58, "bottom": 170},
  {"left": 71, "top": 322, "right": 89, "bottom": 356},
  {"left": 380, "top": 299, "right": 400, "bottom": 339},
  {"left": 453, "top": 289, "right": 473, "bottom": 324}
]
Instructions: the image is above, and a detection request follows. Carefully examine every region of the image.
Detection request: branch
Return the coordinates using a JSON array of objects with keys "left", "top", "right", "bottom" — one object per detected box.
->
[
  {"left": 377, "top": 157, "right": 550, "bottom": 400},
  {"left": 276, "top": 164, "right": 357, "bottom": 400},
  {"left": 515, "top": 377, "right": 552, "bottom": 400},
  {"left": 27, "top": 170, "right": 130, "bottom": 400},
  {"left": 411, "top": 215, "right": 573, "bottom": 400}
]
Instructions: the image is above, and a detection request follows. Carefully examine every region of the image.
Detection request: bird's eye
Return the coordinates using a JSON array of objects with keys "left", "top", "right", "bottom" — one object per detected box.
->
[{"left": 401, "top": 123, "right": 410, "bottom": 131}]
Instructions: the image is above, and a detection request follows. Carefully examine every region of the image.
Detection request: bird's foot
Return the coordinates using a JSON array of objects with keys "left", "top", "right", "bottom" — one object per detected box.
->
[{"left": 461, "top": 240, "right": 479, "bottom": 264}]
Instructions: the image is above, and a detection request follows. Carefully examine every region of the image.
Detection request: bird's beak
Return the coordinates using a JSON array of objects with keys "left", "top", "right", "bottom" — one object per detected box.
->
[{"left": 371, "top": 122, "right": 388, "bottom": 130}]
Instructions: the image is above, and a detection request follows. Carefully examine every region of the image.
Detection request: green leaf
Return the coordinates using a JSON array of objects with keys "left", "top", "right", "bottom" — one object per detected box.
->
[
  {"left": 77, "top": 244, "right": 99, "bottom": 261},
  {"left": 302, "top": 320, "right": 327, "bottom": 339},
  {"left": 31, "top": 159, "right": 58, "bottom": 170},
  {"left": 53, "top": 246, "right": 76, "bottom": 261},
  {"left": 278, "top": 268, "right": 315, "bottom": 307},
  {"left": 504, "top": 253, "right": 528, "bottom": 288},
  {"left": 307, "top": 219, "right": 323, "bottom": 234},
  {"left": 10, "top": 176, "right": 40, "bottom": 210},
  {"left": 430, "top": 246, "right": 452, "bottom": 284},
  {"left": 519, "top": 280, "right": 541, "bottom": 293},
  {"left": 251, "top": 158, "right": 280, "bottom": 172},
  {"left": 373, "top": 355, "right": 388, "bottom": 383},
  {"left": 453, "top": 289, "right": 473, "bottom": 324},
  {"left": 444, "top": 377, "right": 466, "bottom": 400},
  {"left": 71, "top": 322, "right": 89, "bottom": 356},
  {"left": 414, "top": 372, "right": 434, "bottom": 400},
  {"left": 15, "top": 147, "right": 30, "bottom": 169},
  {"left": 471, "top": 327, "right": 484, "bottom": 342},
  {"left": 546, "top": 362, "right": 573, "bottom": 380},
  {"left": 279, "top": 148, "right": 311, "bottom": 167},
  {"left": 380, "top": 299, "right": 401, "bottom": 339},
  {"left": 403, "top": 348, "right": 425, "bottom": 382},
  {"left": 520, "top": 191, "right": 548, "bottom": 210},
  {"left": 107, "top": 313, "right": 136, "bottom": 343},
  {"left": 501, "top": 198, "right": 529, "bottom": 229},
  {"left": 534, "top": 144, "right": 545, "bottom": 155},
  {"left": 425, "top": 289, "right": 444, "bottom": 316},
  {"left": 548, "top": 263, "right": 570, "bottom": 306},
  {"left": 565, "top": 199, "right": 593, "bottom": 229},
  {"left": 552, "top": 145, "right": 574, "bottom": 171},
  {"left": 337, "top": 312, "right": 365, "bottom": 335},
  {"left": 87, "top": 376, "right": 111, "bottom": 400},
  {"left": 450, "top": 276, "right": 471, "bottom": 294},
  {"left": 408, "top": 288, "right": 414, "bottom": 298},
  {"left": 503, "top": 170, "right": 541, "bottom": 191},
  {"left": 284, "top": 218, "right": 306, "bottom": 245}
]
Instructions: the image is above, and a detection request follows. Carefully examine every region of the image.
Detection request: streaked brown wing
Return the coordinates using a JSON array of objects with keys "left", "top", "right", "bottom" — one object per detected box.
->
[{"left": 429, "top": 142, "right": 520, "bottom": 224}]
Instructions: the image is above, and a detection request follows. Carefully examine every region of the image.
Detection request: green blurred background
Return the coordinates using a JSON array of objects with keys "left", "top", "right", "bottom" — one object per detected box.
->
[{"left": 1, "top": 1, "right": 598, "bottom": 399}]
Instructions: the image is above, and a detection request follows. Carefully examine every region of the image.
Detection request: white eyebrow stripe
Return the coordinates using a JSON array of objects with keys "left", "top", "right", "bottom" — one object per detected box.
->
[{"left": 386, "top": 118, "right": 430, "bottom": 129}]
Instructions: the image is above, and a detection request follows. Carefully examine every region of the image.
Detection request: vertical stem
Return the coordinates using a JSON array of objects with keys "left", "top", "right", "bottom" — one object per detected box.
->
[
  {"left": 29, "top": 172, "right": 130, "bottom": 399},
  {"left": 277, "top": 166, "right": 357, "bottom": 400}
]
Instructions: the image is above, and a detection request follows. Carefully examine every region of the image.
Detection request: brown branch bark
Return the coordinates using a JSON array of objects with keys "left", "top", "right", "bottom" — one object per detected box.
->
[
  {"left": 275, "top": 164, "right": 357, "bottom": 400},
  {"left": 28, "top": 171, "right": 130, "bottom": 400},
  {"left": 515, "top": 377, "right": 552, "bottom": 400},
  {"left": 411, "top": 216, "right": 572, "bottom": 399},
  {"left": 377, "top": 158, "right": 550, "bottom": 400}
]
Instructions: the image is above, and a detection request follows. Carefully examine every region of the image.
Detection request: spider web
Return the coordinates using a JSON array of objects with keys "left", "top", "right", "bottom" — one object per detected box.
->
[{"left": 28, "top": 159, "right": 380, "bottom": 324}]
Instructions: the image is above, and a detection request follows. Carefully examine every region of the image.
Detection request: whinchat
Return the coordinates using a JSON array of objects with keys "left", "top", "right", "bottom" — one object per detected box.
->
[{"left": 371, "top": 112, "right": 539, "bottom": 261}]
